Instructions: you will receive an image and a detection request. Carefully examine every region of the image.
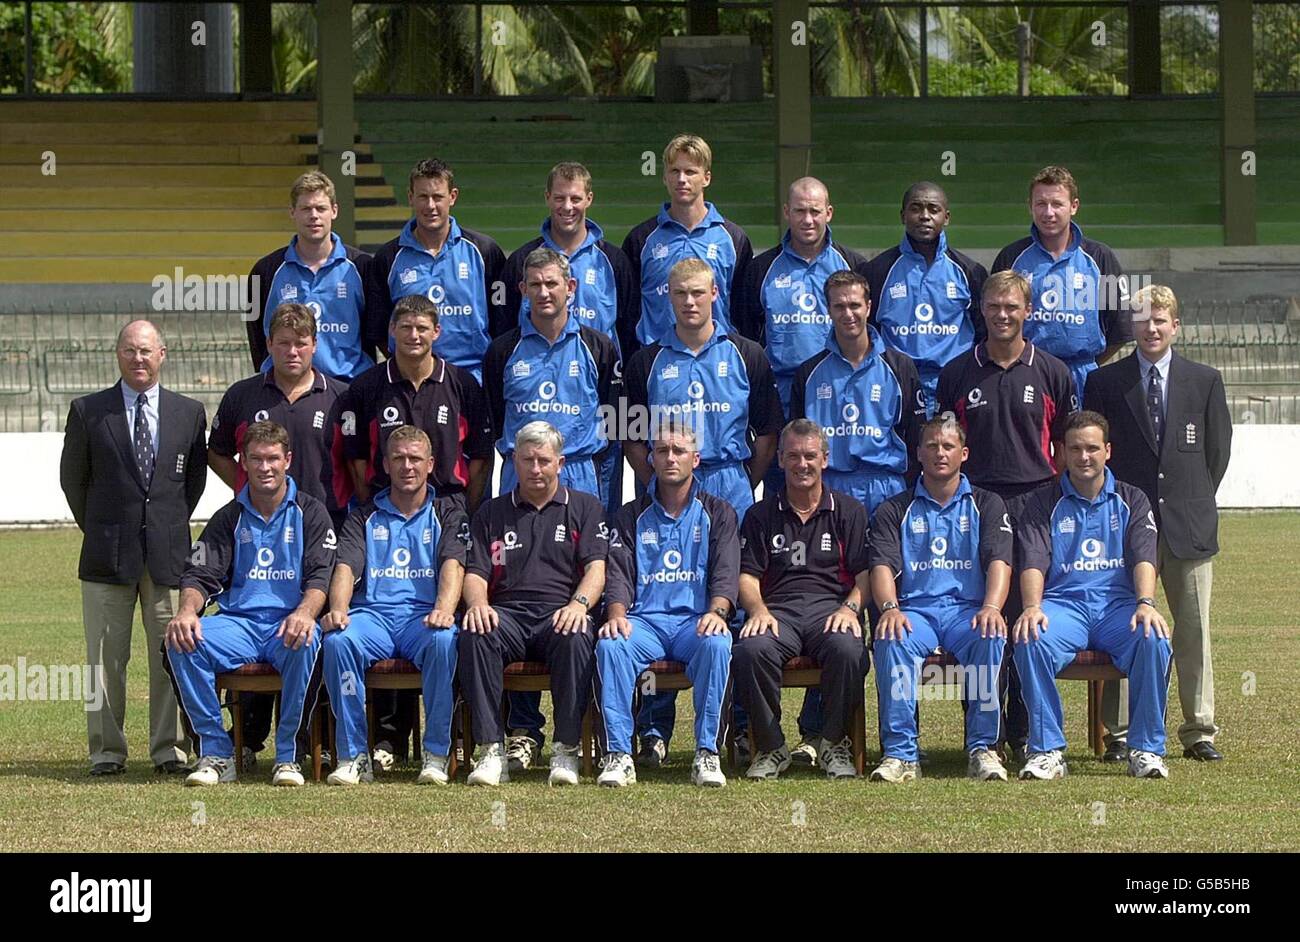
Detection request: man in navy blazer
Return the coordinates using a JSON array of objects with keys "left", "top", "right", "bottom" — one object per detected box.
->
[
  {"left": 1083, "top": 285, "right": 1232, "bottom": 762},
  {"left": 60, "top": 320, "right": 209, "bottom": 776}
]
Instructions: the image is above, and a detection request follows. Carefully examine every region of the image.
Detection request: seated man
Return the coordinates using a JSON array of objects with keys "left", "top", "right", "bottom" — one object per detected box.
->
[
  {"left": 1013, "top": 410, "right": 1172, "bottom": 780},
  {"left": 594, "top": 422, "right": 739, "bottom": 788},
  {"left": 458, "top": 421, "right": 607, "bottom": 786},
  {"left": 321, "top": 425, "right": 469, "bottom": 786},
  {"left": 164, "top": 421, "right": 335, "bottom": 787},
  {"left": 868, "top": 414, "right": 1013, "bottom": 783},
  {"left": 732, "top": 418, "right": 872, "bottom": 780}
]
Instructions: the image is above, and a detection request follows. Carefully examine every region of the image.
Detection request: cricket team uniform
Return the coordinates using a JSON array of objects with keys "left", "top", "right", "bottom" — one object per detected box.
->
[
  {"left": 163, "top": 479, "right": 335, "bottom": 764},
  {"left": 732, "top": 488, "right": 872, "bottom": 752},
  {"left": 594, "top": 483, "right": 740, "bottom": 756},
  {"left": 210, "top": 369, "right": 351, "bottom": 528},
  {"left": 992, "top": 222, "right": 1129, "bottom": 401},
  {"left": 868, "top": 475, "right": 1012, "bottom": 762},
  {"left": 622, "top": 326, "right": 783, "bottom": 517},
  {"left": 936, "top": 340, "right": 1077, "bottom": 750},
  {"left": 338, "top": 357, "right": 493, "bottom": 500},
  {"left": 1013, "top": 469, "right": 1170, "bottom": 755},
  {"left": 503, "top": 218, "right": 638, "bottom": 516},
  {"left": 458, "top": 487, "right": 608, "bottom": 747},
  {"left": 788, "top": 327, "right": 925, "bottom": 516},
  {"left": 483, "top": 315, "right": 620, "bottom": 498},
  {"left": 863, "top": 231, "right": 987, "bottom": 416},
  {"left": 247, "top": 234, "right": 376, "bottom": 380},
  {"left": 365, "top": 218, "right": 508, "bottom": 381},
  {"left": 321, "top": 486, "right": 469, "bottom": 761},
  {"left": 622, "top": 203, "right": 753, "bottom": 347}
]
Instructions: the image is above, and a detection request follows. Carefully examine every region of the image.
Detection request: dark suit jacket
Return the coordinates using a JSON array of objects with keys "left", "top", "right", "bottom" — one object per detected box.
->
[
  {"left": 59, "top": 383, "right": 209, "bottom": 586},
  {"left": 1083, "top": 350, "right": 1231, "bottom": 560}
]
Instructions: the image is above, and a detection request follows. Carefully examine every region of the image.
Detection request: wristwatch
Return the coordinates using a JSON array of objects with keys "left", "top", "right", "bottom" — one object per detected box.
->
[
  {"left": 572, "top": 594, "right": 590, "bottom": 610},
  {"left": 1136, "top": 596, "right": 1156, "bottom": 608},
  {"left": 880, "top": 600, "right": 899, "bottom": 612},
  {"left": 843, "top": 600, "right": 862, "bottom": 615},
  {"left": 712, "top": 606, "right": 729, "bottom": 619}
]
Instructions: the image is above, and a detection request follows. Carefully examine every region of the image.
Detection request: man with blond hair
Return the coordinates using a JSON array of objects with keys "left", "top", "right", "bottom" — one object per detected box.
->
[
  {"left": 1084, "top": 284, "right": 1232, "bottom": 763},
  {"left": 247, "top": 170, "right": 376, "bottom": 379},
  {"left": 622, "top": 134, "right": 753, "bottom": 347}
]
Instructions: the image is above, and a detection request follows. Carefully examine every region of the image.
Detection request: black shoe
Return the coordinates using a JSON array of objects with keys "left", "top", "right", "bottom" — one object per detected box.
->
[
  {"left": 635, "top": 736, "right": 667, "bottom": 768},
  {"left": 1102, "top": 741, "right": 1130, "bottom": 763},
  {"left": 1183, "top": 741, "right": 1224, "bottom": 761},
  {"left": 89, "top": 761, "right": 125, "bottom": 777},
  {"left": 154, "top": 759, "right": 191, "bottom": 775},
  {"left": 1009, "top": 743, "right": 1028, "bottom": 765}
]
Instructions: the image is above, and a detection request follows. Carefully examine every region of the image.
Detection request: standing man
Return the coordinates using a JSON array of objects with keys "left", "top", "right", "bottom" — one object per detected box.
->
[
  {"left": 731, "top": 419, "right": 872, "bottom": 781},
  {"left": 863, "top": 181, "right": 986, "bottom": 417},
  {"left": 60, "top": 320, "right": 208, "bottom": 776},
  {"left": 992, "top": 166, "right": 1129, "bottom": 402},
  {"left": 340, "top": 295, "right": 493, "bottom": 511},
  {"left": 162, "top": 421, "right": 335, "bottom": 787},
  {"left": 623, "top": 134, "right": 753, "bottom": 346},
  {"left": 365, "top": 158, "right": 507, "bottom": 381},
  {"left": 1084, "top": 285, "right": 1232, "bottom": 762},
  {"left": 936, "top": 270, "right": 1076, "bottom": 762},
  {"left": 1013, "top": 411, "right": 1173, "bottom": 780},
  {"left": 247, "top": 170, "right": 376, "bottom": 380},
  {"left": 321, "top": 426, "right": 469, "bottom": 786},
  {"left": 868, "top": 415, "right": 1013, "bottom": 783},
  {"left": 484, "top": 248, "right": 620, "bottom": 499},
  {"left": 501, "top": 161, "right": 638, "bottom": 516},
  {"left": 594, "top": 422, "right": 740, "bottom": 788},
  {"left": 457, "top": 422, "right": 608, "bottom": 787}
]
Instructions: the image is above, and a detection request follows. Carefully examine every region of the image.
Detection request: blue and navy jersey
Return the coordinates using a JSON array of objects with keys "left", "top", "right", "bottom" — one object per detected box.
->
[
  {"left": 248, "top": 234, "right": 375, "bottom": 380},
  {"left": 482, "top": 315, "right": 620, "bottom": 461},
  {"left": 788, "top": 327, "right": 925, "bottom": 478},
  {"left": 502, "top": 219, "right": 638, "bottom": 359},
  {"left": 863, "top": 231, "right": 987, "bottom": 378},
  {"left": 335, "top": 486, "right": 469, "bottom": 613},
  {"left": 992, "top": 222, "right": 1129, "bottom": 366},
  {"left": 621, "top": 202, "right": 753, "bottom": 347},
  {"left": 364, "top": 217, "right": 508, "bottom": 380},
  {"left": 868, "top": 475, "right": 1012, "bottom": 608},
  {"left": 733, "top": 229, "right": 868, "bottom": 404},
  {"left": 1015, "top": 469, "right": 1158, "bottom": 606},
  {"left": 622, "top": 326, "right": 783, "bottom": 465},
  {"left": 605, "top": 482, "right": 740, "bottom": 619},
  {"left": 180, "top": 478, "right": 336, "bottom": 621}
]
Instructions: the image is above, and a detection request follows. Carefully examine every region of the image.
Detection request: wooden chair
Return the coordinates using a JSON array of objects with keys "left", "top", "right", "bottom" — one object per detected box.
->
[
  {"left": 920, "top": 649, "right": 1124, "bottom": 757},
  {"left": 733, "top": 656, "right": 868, "bottom": 775},
  {"left": 460, "top": 661, "right": 596, "bottom": 778},
  {"left": 217, "top": 663, "right": 326, "bottom": 781}
]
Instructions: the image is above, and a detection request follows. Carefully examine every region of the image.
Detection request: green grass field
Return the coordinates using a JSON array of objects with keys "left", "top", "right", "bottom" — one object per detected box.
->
[{"left": 1, "top": 515, "right": 1296, "bottom": 853}]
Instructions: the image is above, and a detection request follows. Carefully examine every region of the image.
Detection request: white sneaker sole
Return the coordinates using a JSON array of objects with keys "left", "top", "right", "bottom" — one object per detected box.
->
[
  {"left": 272, "top": 775, "right": 304, "bottom": 787},
  {"left": 692, "top": 774, "right": 726, "bottom": 788},
  {"left": 597, "top": 775, "right": 634, "bottom": 788},
  {"left": 745, "top": 760, "right": 791, "bottom": 780},
  {"left": 416, "top": 772, "right": 449, "bottom": 785},
  {"left": 548, "top": 771, "right": 579, "bottom": 786},
  {"left": 1018, "top": 766, "right": 1067, "bottom": 781}
]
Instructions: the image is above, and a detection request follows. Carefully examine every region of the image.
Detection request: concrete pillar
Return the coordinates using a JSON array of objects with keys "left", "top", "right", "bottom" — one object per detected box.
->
[
  {"left": 316, "top": 0, "right": 355, "bottom": 244},
  {"left": 240, "top": 2, "right": 274, "bottom": 96},
  {"left": 133, "top": 4, "right": 235, "bottom": 94},
  {"left": 1129, "top": 0, "right": 1162, "bottom": 95},
  {"left": 772, "top": 0, "right": 811, "bottom": 230},
  {"left": 1219, "top": 0, "right": 1257, "bottom": 245}
]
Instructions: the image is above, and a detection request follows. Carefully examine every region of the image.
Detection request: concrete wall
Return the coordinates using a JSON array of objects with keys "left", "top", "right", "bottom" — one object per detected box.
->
[{"left": 4, "top": 426, "right": 1296, "bottom": 526}]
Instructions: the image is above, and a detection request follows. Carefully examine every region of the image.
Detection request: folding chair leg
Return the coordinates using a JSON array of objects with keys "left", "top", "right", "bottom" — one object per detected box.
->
[
  {"left": 581, "top": 705, "right": 594, "bottom": 778},
  {"left": 852, "top": 702, "right": 866, "bottom": 776},
  {"left": 230, "top": 691, "right": 245, "bottom": 774},
  {"left": 1088, "top": 679, "right": 1103, "bottom": 758},
  {"left": 411, "top": 692, "right": 422, "bottom": 763},
  {"left": 366, "top": 695, "right": 376, "bottom": 757},
  {"left": 311, "top": 701, "right": 324, "bottom": 782},
  {"left": 462, "top": 700, "right": 476, "bottom": 778}
]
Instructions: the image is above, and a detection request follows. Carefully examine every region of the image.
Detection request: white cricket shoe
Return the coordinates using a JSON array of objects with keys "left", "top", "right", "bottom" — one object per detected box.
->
[
  {"left": 818, "top": 737, "right": 858, "bottom": 779},
  {"left": 371, "top": 740, "right": 396, "bottom": 772},
  {"left": 416, "top": 753, "right": 450, "bottom": 785},
  {"left": 185, "top": 755, "right": 236, "bottom": 787},
  {"left": 967, "top": 748, "right": 1008, "bottom": 782},
  {"left": 327, "top": 753, "right": 374, "bottom": 786},
  {"left": 548, "top": 742, "right": 581, "bottom": 786},
  {"left": 506, "top": 731, "right": 541, "bottom": 774},
  {"left": 1018, "top": 750, "right": 1068, "bottom": 780},
  {"left": 870, "top": 756, "right": 920, "bottom": 783},
  {"left": 1127, "top": 750, "right": 1169, "bottom": 779},
  {"left": 745, "top": 746, "right": 791, "bottom": 780},
  {"left": 468, "top": 742, "right": 509, "bottom": 786},
  {"left": 691, "top": 750, "right": 726, "bottom": 788},
  {"left": 271, "top": 762, "right": 304, "bottom": 787},
  {"left": 596, "top": 752, "right": 636, "bottom": 787}
]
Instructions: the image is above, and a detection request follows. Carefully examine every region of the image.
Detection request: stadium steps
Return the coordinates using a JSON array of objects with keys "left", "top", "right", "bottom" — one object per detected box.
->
[{"left": 0, "top": 101, "right": 407, "bottom": 283}]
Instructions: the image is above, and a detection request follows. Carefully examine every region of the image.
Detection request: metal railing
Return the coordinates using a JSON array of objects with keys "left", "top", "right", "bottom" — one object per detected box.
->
[{"left": 4, "top": 1, "right": 1300, "bottom": 99}]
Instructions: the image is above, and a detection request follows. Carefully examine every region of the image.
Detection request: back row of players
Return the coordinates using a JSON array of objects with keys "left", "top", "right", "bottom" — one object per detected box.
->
[{"left": 187, "top": 136, "right": 1167, "bottom": 786}]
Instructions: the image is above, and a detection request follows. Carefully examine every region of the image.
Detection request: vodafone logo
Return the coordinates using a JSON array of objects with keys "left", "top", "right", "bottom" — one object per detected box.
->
[
  {"left": 687, "top": 380, "right": 705, "bottom": 400},
  {"left": 1081, "top": 538, "right": 1103, "bottom": 559},
  {"left": 915, "top": 302, "right": 935, "bottom": 322},
  {"left": 772, "top": 534, "right": 786, "bottom": 550},
  {"left": 930, "top": 536, "right": 948, "bottom": 557},
  {"left": 382, "top": 406, "right": 400, "bottom": 423},
  {"left": 967, "top": 388, "right": 984, "bottom": 406},
  {"left": 254, "top": 409, "right": 269, "bottom": 422},
  {"left": 427, "top": 284, "right": 446, "bottom": 304},
  {"left": 538, "top": 381, "right": 557, "bottom": 400},
  {"left": 843, "top": 402, "right": 860, "bottom": 423},
  {"left": 1040, "top": 288, "right": 1060, "bottom": 311},
  {"left": 663, "top": 549, "right": 682, "bottom": 570},
  {"left": 256, "top": 546, "right": 275, "bottom": 566},
  {"left": 393, "top": 547, "right": 411, "bottom": 566},
  {"left": 794, "top": 288, "right": 817, "bottom": 313}
]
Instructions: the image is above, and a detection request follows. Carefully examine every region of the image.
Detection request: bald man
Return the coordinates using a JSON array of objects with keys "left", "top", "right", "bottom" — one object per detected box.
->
[{"left": 60, "top": 320, "right": 209, "bottom": 776}]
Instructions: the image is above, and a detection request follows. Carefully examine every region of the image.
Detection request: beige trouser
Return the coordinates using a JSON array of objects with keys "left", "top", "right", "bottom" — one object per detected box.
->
[
  {"left": 82, "top": 571, "right": 190, "bottom": 766},
  {"left": 1102, "top": 534, "right": 1218, "bottom": 749}
]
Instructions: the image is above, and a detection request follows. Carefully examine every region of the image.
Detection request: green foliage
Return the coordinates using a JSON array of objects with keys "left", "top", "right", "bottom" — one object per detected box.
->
[
  {"left": 927, "top": 59, "right": 1087, "bottom": 97},
  {"left": 0, "top": 2, "right": 132, "bottom": 94}
]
